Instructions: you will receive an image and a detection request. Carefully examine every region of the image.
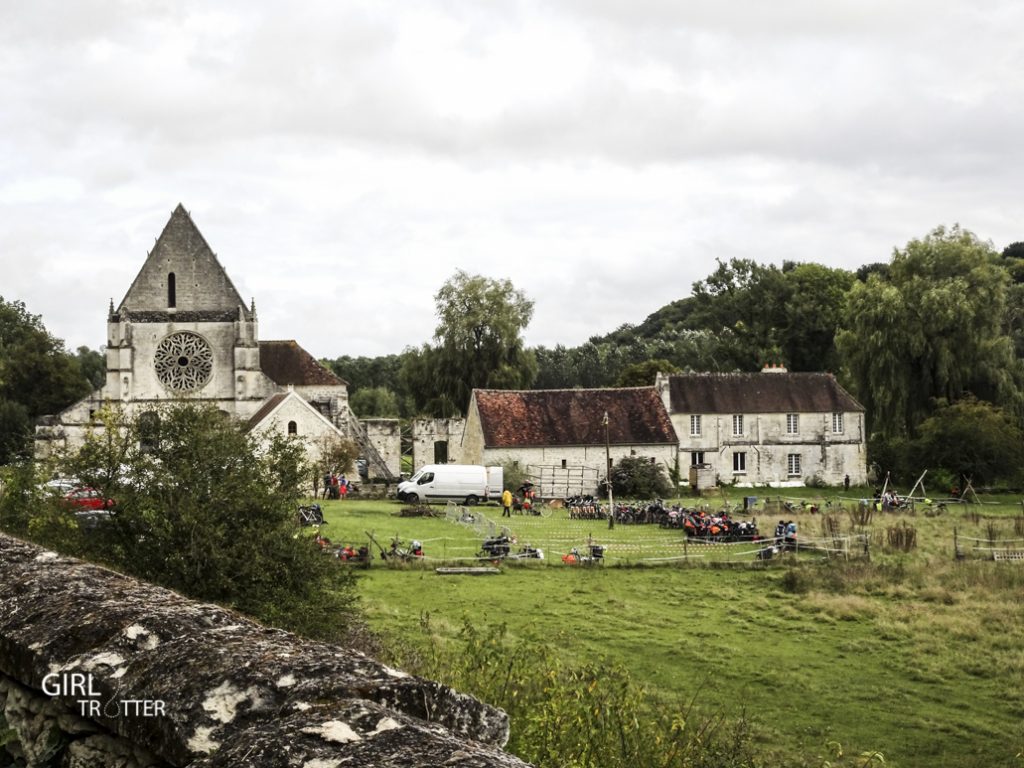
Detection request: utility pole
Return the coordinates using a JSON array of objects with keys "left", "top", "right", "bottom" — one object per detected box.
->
[{"left": 603, "top": 411, "right": 614, "bottom": 530}]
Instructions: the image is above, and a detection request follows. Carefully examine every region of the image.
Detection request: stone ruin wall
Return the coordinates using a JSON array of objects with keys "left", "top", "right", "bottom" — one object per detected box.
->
[
  {"left": 411, "top": 418, "right": 467, "bottom": 470},
  {"left": 0, "top": 534, "right": 530, "bottom": 767}
]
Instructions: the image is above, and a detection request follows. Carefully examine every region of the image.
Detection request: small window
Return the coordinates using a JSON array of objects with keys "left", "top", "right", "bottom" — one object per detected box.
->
[
  {"left": 786, "top": 414, "right": 799, "bottom": 435},
  {"left": 733, "top": 451, "right": 746, "bottom": 473},
  {"left": 561, "top": 459, "right": 567, "bottom": 469},
  {"left": 832, "top": 413, "right": 844, "bottom": 433},
  {"left": 287, "top": 421, "right": 297, "bottom": 435},
  {"left": 732, "top": 414, "right": 744, "bottom": 436},
  {"left": 434, "top": 440, "right": 449, "bottom": 464},
  {"left": 418, "top": 472, "right": 435, "bottom": 485},
  {"left": 690, "top": 415, "right": 701, "bottom": 436},
  {"left": 787, "top": 453, "right": 802, "bottom": 477},
  {"left": 691, "top": 451, "right": 705, "bottom": 466},
  {"left": 168, "top": 272, "right": 176, "bottom": 308}
]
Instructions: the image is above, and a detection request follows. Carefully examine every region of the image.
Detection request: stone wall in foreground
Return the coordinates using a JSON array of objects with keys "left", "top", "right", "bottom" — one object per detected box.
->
[{"left": 0, "top": 534, "right": 530, "bottom": 767}]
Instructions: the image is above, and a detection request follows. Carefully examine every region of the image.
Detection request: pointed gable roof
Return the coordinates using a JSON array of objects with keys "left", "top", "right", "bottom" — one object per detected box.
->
[
  {"left": 118, "top": 204, "right": 251, "bottom": 318},
  {"left": 245, "top": 390, "right": 346, "bottom": 435},
  {"left": 259, "top": 340, "right": 347, "bottom": 387},
  {"left": 473, "top": 388, "right": 678, "bottom": 448},
  {"left": 666, "top": 372, "right": 864, "bottom": 414}
]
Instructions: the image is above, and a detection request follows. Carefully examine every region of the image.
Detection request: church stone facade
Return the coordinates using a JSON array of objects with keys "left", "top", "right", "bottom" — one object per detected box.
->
[{"left": 36, "top": 205, "right": 358, "bottom": 469}]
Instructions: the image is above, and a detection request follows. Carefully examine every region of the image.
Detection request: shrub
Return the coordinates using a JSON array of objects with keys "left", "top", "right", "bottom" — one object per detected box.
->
[
  {"left": 781, "top": 567, "right": 811, "bottom": 594},
  {"left": 497, "top": 456, "right": 532, "bottom": 493},
  {"left": 4, "top": 403, "right": 361, "bottom": 644},
  {"left": 602, "top": 456, "right": 672, "bottom": 499}
]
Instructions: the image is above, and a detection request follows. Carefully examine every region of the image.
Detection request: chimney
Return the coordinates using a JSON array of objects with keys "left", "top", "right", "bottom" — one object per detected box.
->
[{"left": 761, "top": 362, "right": 788, "bottom": 373}]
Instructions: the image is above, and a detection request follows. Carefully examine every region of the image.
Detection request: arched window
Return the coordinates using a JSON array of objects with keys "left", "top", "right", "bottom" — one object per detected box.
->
[
  {"left": 287, "top": 421, "right": 298, "bottom": 435},
  {"left": 168, "top": 273, "right": 176, "bottom": 308}
]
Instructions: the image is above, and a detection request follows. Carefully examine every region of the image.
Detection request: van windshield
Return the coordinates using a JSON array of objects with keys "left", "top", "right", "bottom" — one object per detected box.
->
[{"left": 408, "top": 470, "right": 423, "bottom": 483}]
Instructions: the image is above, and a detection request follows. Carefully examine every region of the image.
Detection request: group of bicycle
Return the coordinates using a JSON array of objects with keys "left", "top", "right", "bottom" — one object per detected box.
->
[
  {"left": 563, "top": 496, "right": 760, "bottom": 539},
  {"left": 666, "top": 508, "right": 762, "bottom": 542}
]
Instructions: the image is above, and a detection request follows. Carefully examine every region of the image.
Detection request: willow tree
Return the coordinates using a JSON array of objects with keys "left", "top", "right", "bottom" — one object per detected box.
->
[
  {"left": 837, "top": 225, "right": 1021, "bottom": 438},
  {"left": 404, "top": 271, "right": 537, "bottom": 415}
]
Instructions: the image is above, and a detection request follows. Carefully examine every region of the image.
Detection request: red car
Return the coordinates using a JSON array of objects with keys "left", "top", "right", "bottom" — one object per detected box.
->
[{"left": 63, "top": 487, "right": 116, "bottom": 511}]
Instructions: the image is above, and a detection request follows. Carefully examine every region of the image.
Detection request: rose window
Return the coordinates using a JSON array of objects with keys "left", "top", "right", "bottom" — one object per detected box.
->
[{"left": 154, "top": 332, "right": 213, "bottom": 391}]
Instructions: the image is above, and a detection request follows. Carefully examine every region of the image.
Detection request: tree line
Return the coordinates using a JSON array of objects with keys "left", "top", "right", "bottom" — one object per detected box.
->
[
  {"left": 325, "top": 226, "right": 1024, "bottom": 486},
  {"left": 3, "top": 224, "right": 1024, "bottom": 484}
]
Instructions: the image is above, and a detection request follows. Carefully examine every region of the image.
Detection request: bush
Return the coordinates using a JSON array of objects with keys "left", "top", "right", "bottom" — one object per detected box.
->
[
  {"left": 781, "top": 567, "right": 811, "bottom": 594},
  {"left": 497, "top": 456, "right": 532, "bottom": 493},
  {"left": 601, "top": 456, "right": 672, "bottom": 499},
  {"left": 3, "top": 404, "right": 361, "bottom": 644}
]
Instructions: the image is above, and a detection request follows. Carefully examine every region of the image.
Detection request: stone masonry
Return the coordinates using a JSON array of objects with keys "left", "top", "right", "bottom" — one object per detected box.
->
[{"left": 0, "top": 534, "right": 531, "bottom": 767}]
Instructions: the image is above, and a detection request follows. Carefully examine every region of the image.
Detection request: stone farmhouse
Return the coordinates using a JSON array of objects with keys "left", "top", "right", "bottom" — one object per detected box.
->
[
  {"left": 460, "top": 388, "right": 679, "bottom": 496},
  {"left": 35, "top": 205, "right": 392, "bottom": 477},
  {"left": 656, "top": 367, "right": 867, "bottom": 487}
]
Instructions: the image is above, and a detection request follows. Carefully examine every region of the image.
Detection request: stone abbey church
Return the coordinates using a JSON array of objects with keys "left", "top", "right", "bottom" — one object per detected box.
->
[{"left": 36, "top": 205, "right": 379, "bottom": 470}]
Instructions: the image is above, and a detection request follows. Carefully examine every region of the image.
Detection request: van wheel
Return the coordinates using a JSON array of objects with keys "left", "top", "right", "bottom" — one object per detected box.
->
[
  {"left": 406, "top": 492, "right": 419, "bottom": 504},
  {"left": 465, "top": 495, "right": 479, "bottom": 506}
]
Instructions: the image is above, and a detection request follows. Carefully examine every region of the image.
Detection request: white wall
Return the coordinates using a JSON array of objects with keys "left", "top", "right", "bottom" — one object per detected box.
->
[{"left": 672, "top": 410, "right": 867, "bottom": 486}]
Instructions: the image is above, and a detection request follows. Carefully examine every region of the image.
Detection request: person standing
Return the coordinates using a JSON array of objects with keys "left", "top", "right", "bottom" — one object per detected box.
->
[
  {"left": 501, "top": 488, "right": 513, "bottom": 517},
  {"left": 844, "top": 474, "right": 850, "bottom": 492}
]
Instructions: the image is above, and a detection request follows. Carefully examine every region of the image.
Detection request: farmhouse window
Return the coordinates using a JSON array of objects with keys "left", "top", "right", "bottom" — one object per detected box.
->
[
  {"left": 787, "top": 453, "right": 801, "bottom": 477},
  {"left": 832, "top": 412, "right": 844, "bottom": 433},
  {"left": 732, "top": 414, "right": 744, "bottom": 436},
  {"left": 690, "top": 415, "right": 701, "bottom": 436},
  {"left": 691, "top": 451, "right": 705, "bottom": 466},
  {"left": 287, "top": 421, "right": 297, "bottom": 435},
  {"left": 733, "top": 452, "right": 746, "bottom": 473},
  {"left": 786, "top": 413, "right": 799, "bottom": 435}
]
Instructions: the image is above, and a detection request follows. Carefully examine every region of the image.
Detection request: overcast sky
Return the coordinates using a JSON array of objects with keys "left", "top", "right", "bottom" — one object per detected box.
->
[{"left": 2, "top": 1, "right": 1023, "bottom": 359}]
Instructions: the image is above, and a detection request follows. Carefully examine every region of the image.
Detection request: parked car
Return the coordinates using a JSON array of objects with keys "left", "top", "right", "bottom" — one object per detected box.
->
[{"left": 62, "top": 487, "right": 116, "bottom": 511}]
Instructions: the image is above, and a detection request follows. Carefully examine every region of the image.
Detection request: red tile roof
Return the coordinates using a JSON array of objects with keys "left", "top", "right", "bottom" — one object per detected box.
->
[
  {"left": 666, "top": 372, "right": 864, "bottom": 414},
  {"left": 259, "top": 341, "right": 346, "bottom": 387},
  {"left": 474, "top": 388, "right": 678, "bottom": 448}
]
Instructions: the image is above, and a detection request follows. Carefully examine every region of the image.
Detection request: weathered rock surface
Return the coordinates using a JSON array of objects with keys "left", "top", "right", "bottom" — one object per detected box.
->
[{"left": 0, "top": 534, "right": 531, "bottom": 767}]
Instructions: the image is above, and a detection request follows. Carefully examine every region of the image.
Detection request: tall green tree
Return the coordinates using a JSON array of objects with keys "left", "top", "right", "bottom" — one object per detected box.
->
[
  {"left": 911, "top": 397, "right": 1024, "bottom": 486},
  {"left": 1001, "top": 242, "right": 1024, "bottom": 359},
  {"left": 349, "top": 385, "right": 400, "bottom": 417},
  {"left": 779, "top": 262, "right": 855, "bottom": 372},
  {"left": 74, "top": 346, "right": 106, "bottom": 390},
  {"left": 0, "top": 297, "right": 94, "bottom": 463},
  {"left": 837, "top": 225, "right": 1021, "bottom": 438},
  {"left": 406, "top": 271, "right": 537, "bottom": 415}
]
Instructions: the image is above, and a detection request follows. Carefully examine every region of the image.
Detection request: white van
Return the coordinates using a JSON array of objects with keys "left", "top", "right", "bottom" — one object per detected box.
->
[{"left": 397, "top": 464, "right": 503, "bottom": 505}]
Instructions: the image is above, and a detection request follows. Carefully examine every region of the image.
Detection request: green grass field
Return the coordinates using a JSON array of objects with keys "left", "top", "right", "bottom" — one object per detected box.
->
[{"left": 306, "top": 489, "right": 1024, "bottom": 767}]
